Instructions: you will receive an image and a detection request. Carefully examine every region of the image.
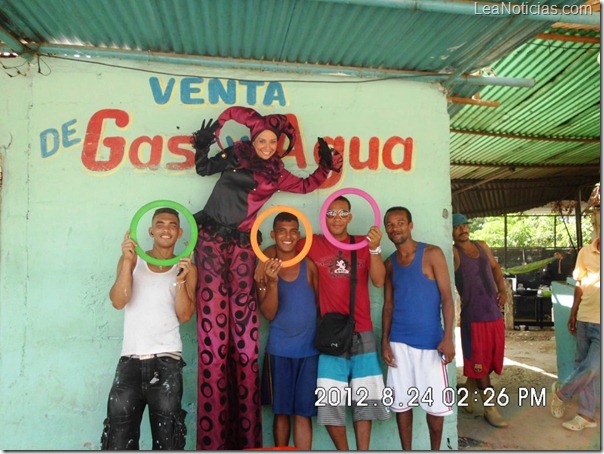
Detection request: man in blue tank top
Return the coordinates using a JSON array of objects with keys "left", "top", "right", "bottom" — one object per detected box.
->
[
  {"left": 382, "top": 206, "right": 455, "bottom": 450},
  {"left": 255, "top": 212, "right": 319, "bottom": 449},
  {"left": 452, "top": 213, "right": 508, "bottom": 428}
]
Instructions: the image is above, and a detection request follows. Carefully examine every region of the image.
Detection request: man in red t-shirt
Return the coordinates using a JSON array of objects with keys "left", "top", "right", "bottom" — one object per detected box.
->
[{"left": 304, "top": 196, "right": 391, "bottom": 450}]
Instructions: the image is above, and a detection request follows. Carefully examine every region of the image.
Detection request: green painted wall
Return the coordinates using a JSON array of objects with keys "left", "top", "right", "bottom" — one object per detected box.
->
[
  {"left": 0, "top": 57, "right": 456, "bottom": 450},
  {"left": 551, "top": 281, "right": 577, "bottom": 382}
]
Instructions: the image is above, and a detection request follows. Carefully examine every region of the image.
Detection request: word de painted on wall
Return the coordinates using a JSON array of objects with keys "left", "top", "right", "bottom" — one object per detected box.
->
[{"left": 40, "top": 119, "right": 81, "bottom": 158}]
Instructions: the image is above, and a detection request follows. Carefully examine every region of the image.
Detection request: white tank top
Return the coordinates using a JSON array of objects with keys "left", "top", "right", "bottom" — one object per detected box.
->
[{"left": 120, "top": 257, "right": 182, "bottom": 356}]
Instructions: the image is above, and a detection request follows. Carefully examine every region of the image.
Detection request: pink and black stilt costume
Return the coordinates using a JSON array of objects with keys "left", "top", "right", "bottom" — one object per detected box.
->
[{"left": 191, "top": 107, "right": 341, "bottom": 450}]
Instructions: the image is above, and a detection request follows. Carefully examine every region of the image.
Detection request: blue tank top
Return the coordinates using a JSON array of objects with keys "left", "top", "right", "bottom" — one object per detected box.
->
[
  {"left": 266, "top": 259, "right": 319, "bottom": 358},
  {"left": 390, "top": 243, "right": 444, "bottom": 349},
  {"left": 454, "top": 241, "right": 502, "bottom": 323}
]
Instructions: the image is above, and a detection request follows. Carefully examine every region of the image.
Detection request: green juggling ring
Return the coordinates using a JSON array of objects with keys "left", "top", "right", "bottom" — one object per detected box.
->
[{"left": 129, "top": 200, "right": 198, "bottom": 267}]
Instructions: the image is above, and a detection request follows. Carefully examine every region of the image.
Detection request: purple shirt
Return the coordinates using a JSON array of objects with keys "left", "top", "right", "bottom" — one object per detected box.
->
[{"left": 454, "top": 241, "right": 502, "bottom": 323}]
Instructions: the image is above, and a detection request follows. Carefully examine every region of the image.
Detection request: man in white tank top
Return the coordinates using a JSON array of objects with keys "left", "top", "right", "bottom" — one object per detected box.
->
[{"left": 100, "top": 208, "right": 197, "bottom": 450}]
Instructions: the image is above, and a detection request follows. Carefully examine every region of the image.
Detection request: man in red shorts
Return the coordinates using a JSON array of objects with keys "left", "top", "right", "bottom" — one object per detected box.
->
[{"left": 452, "top": 213, "right": 508, "bottom": 428}]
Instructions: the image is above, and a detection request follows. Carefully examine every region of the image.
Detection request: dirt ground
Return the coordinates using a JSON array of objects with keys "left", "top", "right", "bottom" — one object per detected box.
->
[{"left": 455, "top": 327, "right": 601, "bottom": 450}]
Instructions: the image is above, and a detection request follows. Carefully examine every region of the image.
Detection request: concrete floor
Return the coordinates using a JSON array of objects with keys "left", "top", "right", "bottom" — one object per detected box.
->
[{"left": 455, "top": 327, "right": 600, "bottom": 450}]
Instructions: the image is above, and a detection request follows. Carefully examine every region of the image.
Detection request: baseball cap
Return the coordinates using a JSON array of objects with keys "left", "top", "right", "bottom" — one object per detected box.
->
[{"left": 452, "top": 213, "right": 471, "bottom": 227}]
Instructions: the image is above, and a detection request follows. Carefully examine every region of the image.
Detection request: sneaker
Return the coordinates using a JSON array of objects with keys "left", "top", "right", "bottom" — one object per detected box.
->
[
  {"left": 562, "top": 415, "right": 597, "bottom": 431},
  {"left": 549, "top": 382, "right": 566, "bottom": 419}
]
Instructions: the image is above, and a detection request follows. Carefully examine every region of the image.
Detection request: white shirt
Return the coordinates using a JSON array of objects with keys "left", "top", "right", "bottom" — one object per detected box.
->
[
  {"left": 573, "top": 239, "right": 600, "bottom": 324},
  {"left": 121, "top": 257, "right": 182, "bottom": 355}
]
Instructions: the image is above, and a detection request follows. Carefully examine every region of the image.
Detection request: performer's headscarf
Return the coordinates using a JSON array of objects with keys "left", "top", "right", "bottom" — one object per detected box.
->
[{"left": 214, "top": 106, "right": 296, "bottom": 156}]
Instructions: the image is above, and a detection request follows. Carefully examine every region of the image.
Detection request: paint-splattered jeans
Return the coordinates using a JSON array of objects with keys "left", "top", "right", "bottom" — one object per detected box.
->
[{"left": 100, "top": 356, "right": 187, "bottom": 450}]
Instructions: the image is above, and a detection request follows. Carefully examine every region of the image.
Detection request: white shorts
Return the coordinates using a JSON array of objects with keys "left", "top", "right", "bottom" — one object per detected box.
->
[{"left": 386, "top": 341, "right": 453, "bottom": 416}]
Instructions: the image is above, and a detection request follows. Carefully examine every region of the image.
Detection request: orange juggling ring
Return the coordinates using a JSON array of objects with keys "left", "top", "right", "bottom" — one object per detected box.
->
[{"left": 250, "top": 205, "right": 313, "bottom": 268}]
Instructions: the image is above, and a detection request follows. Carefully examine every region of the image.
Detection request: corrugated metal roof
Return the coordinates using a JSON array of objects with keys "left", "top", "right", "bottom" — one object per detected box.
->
[
  {"left": 452, "top": 176, "right": 598, "bottom": 217},
  {"left": 0, "top": 1, "right": 594, "bottom": 82},
  {"left": 450, "top": 25, "right": 600, "bottom": 216},
  {"left": 0, "top": 0, "right": 600, "bottom": 216}
]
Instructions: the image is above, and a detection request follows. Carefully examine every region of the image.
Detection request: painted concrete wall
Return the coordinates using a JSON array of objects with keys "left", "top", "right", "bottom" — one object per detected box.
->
[
  {"left": 0, "top": 57, "right": 455, "bottom": 450},
  {"left": 551, "top": 281, "right": 578, "bottom": 382}
]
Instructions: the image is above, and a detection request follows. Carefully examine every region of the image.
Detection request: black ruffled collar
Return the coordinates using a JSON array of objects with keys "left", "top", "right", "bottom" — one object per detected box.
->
[{"left": 233, "top": 141, "right": 283, "bottom": 183}]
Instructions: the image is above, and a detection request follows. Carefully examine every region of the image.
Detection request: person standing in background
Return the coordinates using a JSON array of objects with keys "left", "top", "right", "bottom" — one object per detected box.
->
[
  {"left": 452, "top": 213, "right": 508, "bottom": 428},
  {"left": 549, "top": 236, "right": 600, "bottom": 431}
]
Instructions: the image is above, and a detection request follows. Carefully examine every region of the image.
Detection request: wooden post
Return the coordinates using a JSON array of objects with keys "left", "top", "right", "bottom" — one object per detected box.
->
[
  {"left": 454, "top": 289, "right": 461, "bottom": 328},
  {"left": 504, "top": 279, "right": 515, "bottom": 330}
]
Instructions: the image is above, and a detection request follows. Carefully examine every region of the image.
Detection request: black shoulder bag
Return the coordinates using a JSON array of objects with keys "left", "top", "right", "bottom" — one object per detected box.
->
[{"left": 314, "top": 237, "right": 357, "bottom": 356}]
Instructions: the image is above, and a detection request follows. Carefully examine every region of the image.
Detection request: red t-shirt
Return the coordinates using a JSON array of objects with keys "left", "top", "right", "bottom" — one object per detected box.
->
[{"left": 297, "top": 234, "right": 373, "bottom": 333}]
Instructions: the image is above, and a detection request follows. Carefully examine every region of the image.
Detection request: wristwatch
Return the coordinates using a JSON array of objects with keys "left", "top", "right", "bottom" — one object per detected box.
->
[{"left": 369, "top": 246, "right": 382, "bottom": 255}]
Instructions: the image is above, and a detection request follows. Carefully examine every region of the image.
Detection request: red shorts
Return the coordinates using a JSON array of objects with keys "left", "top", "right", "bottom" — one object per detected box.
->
[{"left": 462, "top": 319, "right": 504, "bottom": 379}]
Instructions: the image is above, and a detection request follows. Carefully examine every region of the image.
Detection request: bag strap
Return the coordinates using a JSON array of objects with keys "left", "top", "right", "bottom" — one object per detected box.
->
[{"left": 349, "top": 236, "right": 357, "bottom": 320}]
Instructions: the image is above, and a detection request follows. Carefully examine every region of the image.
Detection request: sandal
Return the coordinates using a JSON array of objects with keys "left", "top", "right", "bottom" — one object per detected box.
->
[
  {"left": 549, "top": 382, "right": 565, "bottom": 419},
  {"left": 562, "top": 415, "right": 597, "bottom": 431}
]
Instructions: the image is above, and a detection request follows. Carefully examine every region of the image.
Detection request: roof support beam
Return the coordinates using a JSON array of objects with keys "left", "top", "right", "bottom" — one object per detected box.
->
[
  {"left": 451, "top": 162, "right": 599, "bottom": 170},
  {"left": 452, "top": 167, "right": 516, "bottom": 195},
  {"left": 448, "top": 96, "right": 500, "bottom": 107},
  {"left": 313, "top": 0, "right": 600, "bottom": 26},
  {"left": 451, "top": 128, "right": 600, "bottom": 143},
  {"left": 0, "top": 25, "right": 33, "bottom": 61},
  {"left": 5, "top": 43, "right": 537, "bottom": 88},
  {"left": 535, "top": 33, "right": 601, "bottom": 44}
]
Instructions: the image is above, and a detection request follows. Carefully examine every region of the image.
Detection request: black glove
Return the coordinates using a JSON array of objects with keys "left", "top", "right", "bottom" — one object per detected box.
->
[
  {"left": 317, "top": 137, "right": 332, "bottom": 168},
  {"left": 317, "top": 137, "right": 343, "bottom": 172},
  {"left": 191, "top": 118, "right": 219, "bottom": 150}
]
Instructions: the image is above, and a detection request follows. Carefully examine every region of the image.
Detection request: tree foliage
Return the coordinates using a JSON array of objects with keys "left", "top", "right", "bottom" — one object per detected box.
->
[{"left": 471, "top": 214, "right": 594, "bottom": 249}]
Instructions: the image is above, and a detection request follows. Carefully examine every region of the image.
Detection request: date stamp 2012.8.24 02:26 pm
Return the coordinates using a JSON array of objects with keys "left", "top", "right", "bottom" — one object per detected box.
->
[{"left": 314, "top": 386, "right": 547, "bottom": 408}]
